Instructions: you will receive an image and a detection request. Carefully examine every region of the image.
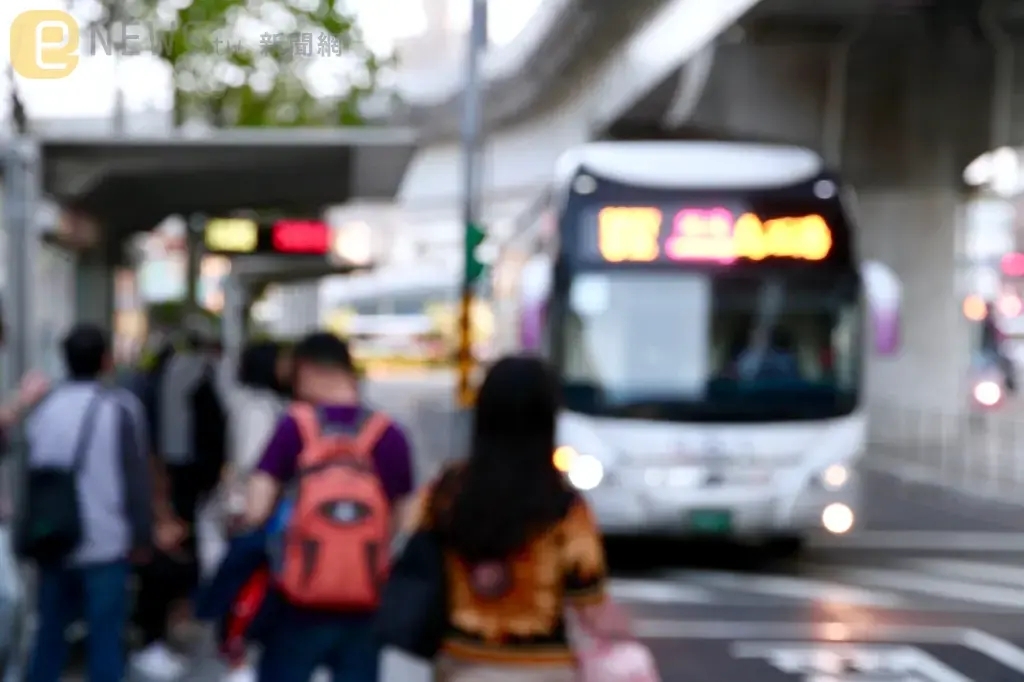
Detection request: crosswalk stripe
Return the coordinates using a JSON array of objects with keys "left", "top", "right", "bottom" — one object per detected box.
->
[
  {"left": 810, "top": 531, "right": 1024, "bottom": 552},
  {"left": 606, "top": 556, "right": 1024, "bottom": 612},
  {"left": 901, "top": 559, "right": 1024, "bottom": 588},
  {"left": 607, "top": 579, "right": 716, "bottom": 604},
  {"left": 671, "top": 570, "right": 906, "bottom": 608},
  {"left": 832, "top": 566, "right": 1024, "bottom": 609}
]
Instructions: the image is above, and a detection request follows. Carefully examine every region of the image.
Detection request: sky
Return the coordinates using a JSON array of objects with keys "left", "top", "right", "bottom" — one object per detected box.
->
[{"left": 0, "top": 0, "right": 544, "bottom": 123}]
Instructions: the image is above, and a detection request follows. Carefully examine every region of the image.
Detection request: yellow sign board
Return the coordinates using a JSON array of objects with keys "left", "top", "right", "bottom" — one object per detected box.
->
[{"left": 205, "top": 218, "right": 258, "bottom": 253}]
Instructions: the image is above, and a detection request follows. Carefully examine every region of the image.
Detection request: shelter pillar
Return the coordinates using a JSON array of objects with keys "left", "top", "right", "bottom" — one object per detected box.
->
[
  {"left": 221, "top": 273, "right": 247, "bottom": 383},
  {"left": 2, "top": 139, "right": 40, "bottom": 390},
  {"left": 274, "top": 282, "right": 320, "bottom": 338},
  {"left": 74, "top": 250, "right": 115, "bottom": 335}
]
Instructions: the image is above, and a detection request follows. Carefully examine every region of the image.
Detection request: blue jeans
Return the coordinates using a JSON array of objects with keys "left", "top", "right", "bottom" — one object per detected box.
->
[
  {"left": 257, "top": 603, "right": 379, "bottom": 682},
  {"left": 27, "top": 560, "right": 129, "bottom": 682}
]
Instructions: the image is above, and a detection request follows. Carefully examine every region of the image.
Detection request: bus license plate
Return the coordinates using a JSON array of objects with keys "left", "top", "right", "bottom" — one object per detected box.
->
[{"left": 688, "top": 510, "right": 732, "bottom": 534}]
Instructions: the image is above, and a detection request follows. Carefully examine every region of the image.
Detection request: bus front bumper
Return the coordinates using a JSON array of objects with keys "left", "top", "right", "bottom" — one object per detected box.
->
[{"left": 583, "top": 472, "right": 861, "bottom": 539}]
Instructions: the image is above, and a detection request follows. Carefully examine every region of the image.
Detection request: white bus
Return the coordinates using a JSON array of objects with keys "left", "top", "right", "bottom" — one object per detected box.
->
[{"left": 491, "top": 140, "right": 902, "bottom": 551}]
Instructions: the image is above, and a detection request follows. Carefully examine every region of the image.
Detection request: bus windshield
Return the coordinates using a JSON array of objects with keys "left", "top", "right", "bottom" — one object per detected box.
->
[{"left": 558, "top": 270, "right": 862, "bottom": 423}]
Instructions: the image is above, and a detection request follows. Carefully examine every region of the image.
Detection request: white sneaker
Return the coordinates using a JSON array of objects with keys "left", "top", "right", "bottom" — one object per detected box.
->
[
  {"left": 223, "top": 665, "right": 256, "bottom": 682},
  {"left": 130, "top": 642, "right": 188, "bottom": 680}
]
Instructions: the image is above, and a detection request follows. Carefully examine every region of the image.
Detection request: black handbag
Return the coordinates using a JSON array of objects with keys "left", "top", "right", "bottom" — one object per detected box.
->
[
  {"left": 374, "top": 529, "right": 447, "bottom": 659},
  {"left": 16, "top": 392, "right": 103, "bottom": 564}
]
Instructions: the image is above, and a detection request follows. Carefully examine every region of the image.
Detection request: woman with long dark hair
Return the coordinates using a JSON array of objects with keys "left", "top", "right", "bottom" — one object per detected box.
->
[{"left": 408, "top": 355, "right": 630, "bottom": 682}]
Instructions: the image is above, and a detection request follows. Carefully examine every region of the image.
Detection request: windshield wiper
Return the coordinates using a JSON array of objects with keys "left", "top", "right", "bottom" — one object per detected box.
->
[{"left": 738, "top": 278, "right": 785, "bottom": 381}]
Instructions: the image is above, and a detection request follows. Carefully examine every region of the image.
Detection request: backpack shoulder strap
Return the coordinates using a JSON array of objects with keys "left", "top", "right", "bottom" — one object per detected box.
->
[
  {"left": 71, "top": 390, "right": 106, "bottom": 473},
  {"left": 289, "top": 402, "right": 321, "bottom": 452},
  {"left": 352, "top": 411, "right": 391, "bottom": 462}
]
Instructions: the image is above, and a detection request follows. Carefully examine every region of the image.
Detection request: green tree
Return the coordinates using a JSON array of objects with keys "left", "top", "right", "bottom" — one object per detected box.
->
[{"left": 75, "top": 0, "right": 392, "bottom": 126}]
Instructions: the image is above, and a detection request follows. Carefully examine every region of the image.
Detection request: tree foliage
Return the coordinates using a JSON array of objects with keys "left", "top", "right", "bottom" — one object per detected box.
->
[{"left": 76, "top": 0, "right": 392, "bottom": 127}]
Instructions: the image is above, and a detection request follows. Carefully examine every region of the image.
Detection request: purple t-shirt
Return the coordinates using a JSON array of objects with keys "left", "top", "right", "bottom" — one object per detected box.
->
[{"left": 256, "top": 406, "right": 414, "bottom": 504}]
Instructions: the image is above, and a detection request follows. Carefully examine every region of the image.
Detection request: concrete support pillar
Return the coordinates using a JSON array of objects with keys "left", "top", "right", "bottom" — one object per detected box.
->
[
  {"left": 843, "top": 19, "right": 993, "bottom": 412},
  {"left": 690, "top": 40, "right": 831, "bottom": 149}
]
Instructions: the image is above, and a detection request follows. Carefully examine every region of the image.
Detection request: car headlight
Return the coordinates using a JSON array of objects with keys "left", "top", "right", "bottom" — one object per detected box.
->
[
  {"left": 553, "top": 446, "right": 604, "bottom": 490},
  {"left": 819, "top": 464, "right": 849, "bottom": 490}
]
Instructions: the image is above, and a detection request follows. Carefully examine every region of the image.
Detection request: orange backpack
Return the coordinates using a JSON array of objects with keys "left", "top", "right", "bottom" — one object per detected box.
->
[{"left": 275, "top": 403, "right": 392, "bottom": 611}]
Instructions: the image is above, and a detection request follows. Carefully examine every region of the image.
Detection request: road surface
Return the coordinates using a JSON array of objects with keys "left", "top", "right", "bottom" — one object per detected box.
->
[{"left": 140, "top": 534, "right": 1024, "bottom": 681}]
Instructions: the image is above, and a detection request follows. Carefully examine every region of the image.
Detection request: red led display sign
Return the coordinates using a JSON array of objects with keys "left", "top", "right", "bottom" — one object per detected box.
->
[{"left": 272, "top": 220, "right": 330, "bottom": 254}]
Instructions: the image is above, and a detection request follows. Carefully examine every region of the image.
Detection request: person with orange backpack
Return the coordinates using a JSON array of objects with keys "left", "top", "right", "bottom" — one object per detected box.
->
[{"left": 242, "top": 332, "right": 414, "bottom": 682}]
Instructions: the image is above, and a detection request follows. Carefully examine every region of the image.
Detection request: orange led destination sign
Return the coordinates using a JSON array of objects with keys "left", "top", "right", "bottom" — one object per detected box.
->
[{"left": 595, "top": 206, "right": 833, "bottom": 264}]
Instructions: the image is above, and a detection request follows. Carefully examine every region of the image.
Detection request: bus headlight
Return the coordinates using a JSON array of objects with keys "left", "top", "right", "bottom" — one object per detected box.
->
[
  {"left": 822, "top": 503, "right": 854, "bottom": 534},
  {"left": 553, "top": 446, "right": 577, "bottom": 473},
  {"left": 820, "top": 464, "right": 849, "bottom": 490},
  {"left": 568, "top": 455, "right": 604, "bottom": 490},
  {"left": 553, "top": 446, "right": 604, "bottom": 490}
]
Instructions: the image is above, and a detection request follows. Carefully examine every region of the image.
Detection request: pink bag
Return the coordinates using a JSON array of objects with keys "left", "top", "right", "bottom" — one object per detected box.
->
[{"left": 577, "top": 640, "right": 661, "bottom": 682}]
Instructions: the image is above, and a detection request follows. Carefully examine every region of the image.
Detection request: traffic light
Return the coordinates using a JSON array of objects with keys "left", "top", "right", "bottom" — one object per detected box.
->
[{"left": 464, "top": 222, "right": 486, "bottom": 285}]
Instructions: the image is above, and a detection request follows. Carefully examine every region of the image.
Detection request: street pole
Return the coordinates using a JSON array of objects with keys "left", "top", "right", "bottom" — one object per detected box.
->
[
  {"left": 110, "top": 1, "right": 125, "bottom": 135},
  {"left": 185, "top": 213, "right": 205, "bottom": 317},
  {"left": 457, "top": 0, "right": 487, "bottom": 408}
]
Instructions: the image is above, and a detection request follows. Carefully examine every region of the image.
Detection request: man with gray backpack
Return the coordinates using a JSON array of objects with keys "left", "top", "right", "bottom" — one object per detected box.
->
[{"left": 18, "top": 324, "right": 153, "bottom": 682}]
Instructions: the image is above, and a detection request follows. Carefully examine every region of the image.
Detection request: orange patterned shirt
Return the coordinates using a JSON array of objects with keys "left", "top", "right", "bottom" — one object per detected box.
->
[{"left": 406, "top": 471, "right": 607, "bottom": 665}]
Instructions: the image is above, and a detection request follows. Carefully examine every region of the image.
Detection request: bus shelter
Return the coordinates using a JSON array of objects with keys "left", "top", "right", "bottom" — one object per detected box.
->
[
  {"left": 1, "top": 127, "right": 418, "bottom": 394},
  {"left": 216, "top": 248, "right": 375, "bottom": 379}
]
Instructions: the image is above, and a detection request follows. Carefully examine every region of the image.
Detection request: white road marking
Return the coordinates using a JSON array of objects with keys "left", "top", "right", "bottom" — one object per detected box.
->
[
  {"left": 630, "top": 620, "right": 966, "bottom": 641},
  {"left": 832, "top": 566, "right": 1024, "bottom": 609},
  {"left": 676, "top": 570, "right": 906, "bottom": 608},
  {"left": 607, "top": 578, "right": 716, "bottom": 604},
  {"left": 962, "top": 629, "right": 1024, "bottom": 674},
  {"left": 901, "top": 558, "right": 1024, "bottom": 588},
  {"left": 811, "top": 531, "right": 1024, "bottom": 552},
  {"left": 630, "top": 618, "right": 1024, "bottom": 674},
  {"left": 731, "top": 643, "right": 972, "bottom": 682}
]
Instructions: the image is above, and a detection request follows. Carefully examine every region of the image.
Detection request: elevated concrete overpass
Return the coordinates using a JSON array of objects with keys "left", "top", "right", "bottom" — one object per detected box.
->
[{"left": 391, "top": 0, "right": 766, "bottom": 239}]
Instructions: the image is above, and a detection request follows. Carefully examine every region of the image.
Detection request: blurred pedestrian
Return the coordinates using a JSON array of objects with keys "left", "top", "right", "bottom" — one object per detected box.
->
[
  {"left": 133, "top": 319, "right": 227, "bottom": 679},
  {"left": 392, "top": 355, "right": 632, "bottom": 682},
  {"left": 22, "top": 324, "right": 152, "bottom": 682},
  {"left": 223, "top": 342, "right": 287, "bottom": 522},
  {"left": 244, "top": 331, "right": 414, "bottom": 682},
  {"left": 216, "top": 341, "right": 288, "bottom": 682}
]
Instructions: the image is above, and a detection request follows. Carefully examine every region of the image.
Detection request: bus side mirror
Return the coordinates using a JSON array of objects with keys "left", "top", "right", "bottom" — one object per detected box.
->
[{"left": 860, "top": 260, "right": 902, "bottom": 356}]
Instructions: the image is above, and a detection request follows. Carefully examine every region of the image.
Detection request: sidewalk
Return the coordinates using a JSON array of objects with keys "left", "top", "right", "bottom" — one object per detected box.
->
[
  {"left": 868, "top": 434, "right": 1024, "bottom": 505},
  {"left": 859, "top": 467, "right": 1024, "bottom": 532}
]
